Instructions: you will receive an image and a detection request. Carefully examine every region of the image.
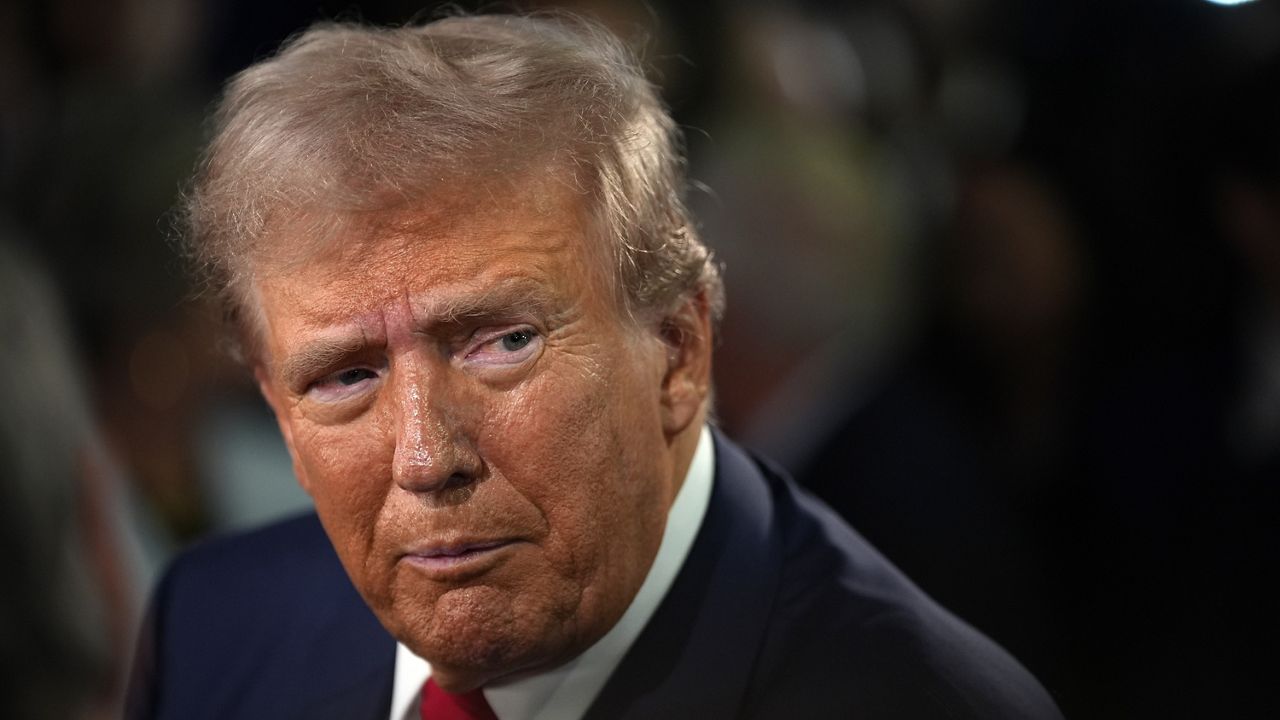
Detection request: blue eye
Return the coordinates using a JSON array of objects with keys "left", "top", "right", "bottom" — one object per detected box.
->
[
  {"left": 501, "top": 330, "right": 533, "bottom": 352},
  {"left": 466, "top": 326, "right": 541, "bottom": 367}
]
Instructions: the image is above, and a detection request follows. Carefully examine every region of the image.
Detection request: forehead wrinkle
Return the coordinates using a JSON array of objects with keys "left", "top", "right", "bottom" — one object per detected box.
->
[
  {"left": 251, "top": 179, "right": 602, "bottom": 365},
  {"left": 408, "top": 275, "right": 567, "bottom": 329}
]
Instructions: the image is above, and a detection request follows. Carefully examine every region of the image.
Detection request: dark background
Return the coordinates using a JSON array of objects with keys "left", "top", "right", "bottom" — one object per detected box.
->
[{"left": 2, "top": 0, "right": 1277, "bottom": 716}]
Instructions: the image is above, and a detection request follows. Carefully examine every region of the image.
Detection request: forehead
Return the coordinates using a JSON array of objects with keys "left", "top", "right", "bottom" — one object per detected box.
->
[{"left": 246, "top": 180, "right": 615, "bottom": 351}]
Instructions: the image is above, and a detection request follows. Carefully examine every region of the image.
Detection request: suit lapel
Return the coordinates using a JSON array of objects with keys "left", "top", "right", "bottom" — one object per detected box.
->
[{"left": 583, "top": 432, "right": 783, "bottom": 720}]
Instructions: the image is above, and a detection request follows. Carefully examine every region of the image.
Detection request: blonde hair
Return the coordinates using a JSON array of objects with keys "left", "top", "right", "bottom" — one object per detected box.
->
[{"left": 183, "top": 13, "right": 723, "bottom": 357}]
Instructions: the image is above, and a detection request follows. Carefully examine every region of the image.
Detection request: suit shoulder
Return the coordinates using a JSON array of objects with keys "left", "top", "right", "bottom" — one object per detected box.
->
[
  {"left": 129, "top": 513, "right": 393, "bottom": 720},
  {"left": 155, "top": 513, "right": 336, "bottom": 618},
  {"left": 749, "top": 459, "right": 1063, "bottom": 719},
  {"left": 163, "top": 513, "right": 332, "bottom": 590}
]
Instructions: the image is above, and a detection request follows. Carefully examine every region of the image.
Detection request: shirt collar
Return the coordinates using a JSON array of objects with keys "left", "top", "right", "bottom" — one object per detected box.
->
[{"left": 389, "top": 425, "right": 716, "bottom": 720}]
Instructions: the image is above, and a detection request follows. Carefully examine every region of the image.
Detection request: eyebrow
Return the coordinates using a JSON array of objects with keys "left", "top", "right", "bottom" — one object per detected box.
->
[{"left": 278, "top": 334, "right": 367, "bottom": 390}]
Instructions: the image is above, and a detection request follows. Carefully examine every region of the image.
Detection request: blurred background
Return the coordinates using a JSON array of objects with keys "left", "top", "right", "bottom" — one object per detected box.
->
[{"left": 1, "top": 0, "right": 1277, "bottom": 716}]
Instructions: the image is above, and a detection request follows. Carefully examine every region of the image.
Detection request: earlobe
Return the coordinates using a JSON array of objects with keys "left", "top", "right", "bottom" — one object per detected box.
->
[
  {"left": 254, "top": 365, "right": 313, "bottom": 496},
  {"left": 659, "top": 291, "right": 713, "bottom": 436}
]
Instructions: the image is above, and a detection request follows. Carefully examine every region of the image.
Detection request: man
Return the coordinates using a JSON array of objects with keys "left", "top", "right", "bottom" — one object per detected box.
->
[{"left": 127, "top": 14, "right": 1062, "bottom": 720}]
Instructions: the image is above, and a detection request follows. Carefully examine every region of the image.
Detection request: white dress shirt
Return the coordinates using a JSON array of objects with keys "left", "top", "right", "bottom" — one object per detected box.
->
[{"left": 389, "top": 426, "right": 716, "bottom": 720}]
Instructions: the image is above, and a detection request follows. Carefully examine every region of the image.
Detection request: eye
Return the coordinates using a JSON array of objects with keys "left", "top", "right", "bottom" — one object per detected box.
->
[
  {"left": 307, "top": 366, "right": 381, "bottom": 402},
  {"left": 500, "top": 330, "right": 534, "bottom": 351},
  {"left": 335, "top": 368, "right": 377, "bottom": 386},
  {"left": 466, "top": 326, "right": 542, "bottom": 367}
]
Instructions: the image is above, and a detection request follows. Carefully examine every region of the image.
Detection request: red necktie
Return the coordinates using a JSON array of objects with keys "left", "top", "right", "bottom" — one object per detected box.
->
[{"left": 419, "top": 677, "right": 498, "bottom": 720}]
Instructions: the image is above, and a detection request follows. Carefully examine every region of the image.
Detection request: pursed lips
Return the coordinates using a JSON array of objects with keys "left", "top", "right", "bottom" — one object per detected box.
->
[{"left": 399, "top": 538, "right": 521, "bottom": 580}]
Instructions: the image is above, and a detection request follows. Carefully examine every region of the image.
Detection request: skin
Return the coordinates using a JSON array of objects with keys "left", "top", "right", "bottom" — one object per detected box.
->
[{"left": 251, "top": 179, "right": 712, "bottom": 691}]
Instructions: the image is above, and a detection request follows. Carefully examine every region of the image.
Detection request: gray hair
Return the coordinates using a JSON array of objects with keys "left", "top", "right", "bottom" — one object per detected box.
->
[{"left": 183, "top": 13, "right": 724, "bottom": 359}]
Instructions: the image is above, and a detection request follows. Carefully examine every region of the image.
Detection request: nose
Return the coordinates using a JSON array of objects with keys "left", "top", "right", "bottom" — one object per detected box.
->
[{"left": 390, "top": 364, "right": 481, "bottom": 495}]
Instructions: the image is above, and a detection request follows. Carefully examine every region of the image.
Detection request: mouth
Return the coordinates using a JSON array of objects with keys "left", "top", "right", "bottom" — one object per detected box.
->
[{"left": 399, "top": 539, "right": 520, "bottom": 581}]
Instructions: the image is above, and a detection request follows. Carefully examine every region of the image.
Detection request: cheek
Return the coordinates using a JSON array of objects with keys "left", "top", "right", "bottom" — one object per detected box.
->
[
  {"left": 482, "top": 342, "right": 669, "bottom": 588},
  {"left": 291, "top": 416, "right": 395, "bottom": 573}
]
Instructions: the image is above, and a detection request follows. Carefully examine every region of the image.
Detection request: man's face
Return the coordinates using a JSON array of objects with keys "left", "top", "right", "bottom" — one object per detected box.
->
[{"left": 252, "top": 181, "right": 690, "bottom": 689}]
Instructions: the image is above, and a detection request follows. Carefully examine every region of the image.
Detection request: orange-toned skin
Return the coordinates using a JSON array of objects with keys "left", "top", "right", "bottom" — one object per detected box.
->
[{"left": 252, "top": 180, "right": 711, "bottom": 692}]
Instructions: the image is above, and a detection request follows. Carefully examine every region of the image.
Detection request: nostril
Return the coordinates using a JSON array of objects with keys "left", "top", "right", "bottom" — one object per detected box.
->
[
  {"left": 424, "top": 473, "right": 481, "bottom": 508},
  {"left": 442, "top": 473, "right": 476, "bottom": 492}
]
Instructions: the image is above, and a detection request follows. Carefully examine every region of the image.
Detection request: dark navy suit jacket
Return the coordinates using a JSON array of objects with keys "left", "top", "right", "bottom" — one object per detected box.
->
[{"left": 126, "top": 433, "right": 1063, "bottom": 719}]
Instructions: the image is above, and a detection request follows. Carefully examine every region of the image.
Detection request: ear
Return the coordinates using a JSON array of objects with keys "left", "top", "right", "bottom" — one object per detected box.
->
[
  {"left": 657, "top": 290, "right": 714, "bottom": 437},
  {"left": 254, "top": 364, "right": 313, "bottom": 496}
]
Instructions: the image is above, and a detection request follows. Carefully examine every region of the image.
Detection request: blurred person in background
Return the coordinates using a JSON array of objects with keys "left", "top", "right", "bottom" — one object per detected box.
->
[
  {"left": 793, "top": 159, "right": 1085, "bottom": 694},
  {"left": 694, "top": 1, "right": 942, "bottom": 456},
  {"left": 0, "top": 235, "right": 152, "bottom": 719}
]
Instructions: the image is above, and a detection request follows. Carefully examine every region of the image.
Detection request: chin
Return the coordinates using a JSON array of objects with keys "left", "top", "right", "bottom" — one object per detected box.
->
[{"left": 393, "top": 583, "right": 579, "bottom": 685}]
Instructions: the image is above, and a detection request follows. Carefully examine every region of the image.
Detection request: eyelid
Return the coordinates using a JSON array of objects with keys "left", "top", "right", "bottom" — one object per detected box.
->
[
  {"left": 469, "top": 322, "right": 536, "bottom": 344},
  {"left": 304, "top": 364, "right": 383, "bottom": 403},
  {"left": 465, "top": 324, "right": 541, "bottom": 362}
]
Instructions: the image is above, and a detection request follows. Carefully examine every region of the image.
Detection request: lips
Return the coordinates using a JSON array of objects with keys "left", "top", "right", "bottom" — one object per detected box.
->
[
  {"left": 418, "top": 539, "right": 510, "bottom": 559},
  {"left": 399, "top": 538, "right": 520, "bottom": 580}
]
